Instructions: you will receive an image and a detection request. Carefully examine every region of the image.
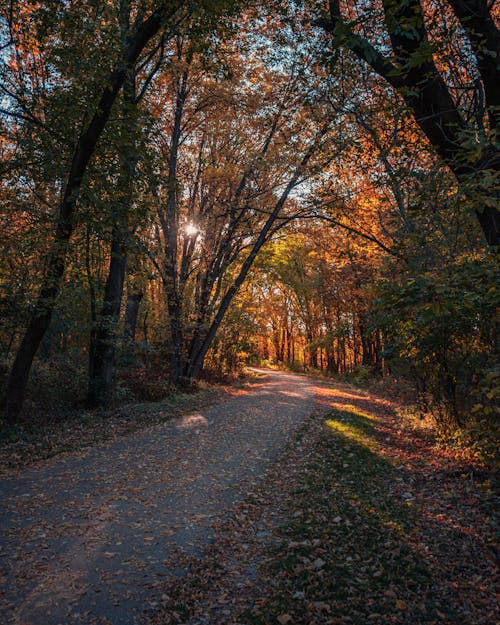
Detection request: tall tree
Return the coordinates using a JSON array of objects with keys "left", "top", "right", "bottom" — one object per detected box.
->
[
  {"left": 317, "top": 0, "right": 499, "bottom": 245},
  {"left": 2, "top": 1, "right": 237, "bottom": 421},
  {"left": 87, "top": 0, "right": 141, "bottom": 407},
  {"left": 141, "top": 25, "right": 338, "bottom": 382}
]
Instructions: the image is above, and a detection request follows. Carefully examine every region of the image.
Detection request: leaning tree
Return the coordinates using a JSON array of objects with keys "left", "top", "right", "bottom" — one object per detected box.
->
[{"left": 317, "top": 0, "right": 499, "bottom": 245}]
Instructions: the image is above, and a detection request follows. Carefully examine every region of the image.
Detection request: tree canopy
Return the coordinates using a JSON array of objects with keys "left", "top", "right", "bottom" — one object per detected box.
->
[{"left": 0, "top": 0, "right": 498, "bottom": 438}]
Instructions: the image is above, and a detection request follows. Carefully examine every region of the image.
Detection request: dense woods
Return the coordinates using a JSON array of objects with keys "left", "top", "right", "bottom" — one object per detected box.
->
[{"left": 0, "top": 1, "right": 498, "bottom": 445}]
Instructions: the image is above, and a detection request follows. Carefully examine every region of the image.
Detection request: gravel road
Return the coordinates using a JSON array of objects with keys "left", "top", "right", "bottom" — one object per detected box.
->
[{"left": 0, "top": 369, "right": 316, "bottom": 625}]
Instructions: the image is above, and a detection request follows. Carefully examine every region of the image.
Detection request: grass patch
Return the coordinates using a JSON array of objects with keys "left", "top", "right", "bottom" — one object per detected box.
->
[{"left": 241, "top": 407, "right": 457, "bottom": 625}]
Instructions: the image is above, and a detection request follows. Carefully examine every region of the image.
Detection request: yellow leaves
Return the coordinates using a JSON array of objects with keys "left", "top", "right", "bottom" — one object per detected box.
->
[{"left": 8, "top": 58, "right": 20, "bottom": 72}]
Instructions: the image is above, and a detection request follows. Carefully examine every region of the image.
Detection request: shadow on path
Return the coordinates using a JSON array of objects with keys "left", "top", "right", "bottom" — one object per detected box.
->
[{"left": 0, "top": 370, "right": 316, "bottom": 625}]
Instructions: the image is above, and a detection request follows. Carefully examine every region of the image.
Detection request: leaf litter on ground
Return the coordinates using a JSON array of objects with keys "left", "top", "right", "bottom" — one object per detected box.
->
[{"left": 148, "top": 380, "right": 498, "bottom": 625}]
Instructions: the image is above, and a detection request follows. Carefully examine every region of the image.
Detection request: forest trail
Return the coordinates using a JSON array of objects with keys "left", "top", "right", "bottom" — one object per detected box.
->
[
  {"left": 150, "top": 379, "right": 497, "bottom": 625},
  {"left": 0, "top": 369, "right": 316, "bottom": 625}
]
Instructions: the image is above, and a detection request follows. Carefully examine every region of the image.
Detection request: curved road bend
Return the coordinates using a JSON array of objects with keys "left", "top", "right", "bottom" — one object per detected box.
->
[{"left": 0, "top": 369, "right": 316, "bottom": 625}]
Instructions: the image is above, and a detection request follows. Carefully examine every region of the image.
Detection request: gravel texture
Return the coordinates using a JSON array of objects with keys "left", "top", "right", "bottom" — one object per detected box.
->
[{"left": 0, "top": 369, "right": 316, "bottom": 625}]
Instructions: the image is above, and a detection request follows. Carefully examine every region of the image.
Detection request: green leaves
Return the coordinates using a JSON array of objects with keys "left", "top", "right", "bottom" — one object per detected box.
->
[{"left": 376, "top": 252, "right": 499, "bottom": 433}]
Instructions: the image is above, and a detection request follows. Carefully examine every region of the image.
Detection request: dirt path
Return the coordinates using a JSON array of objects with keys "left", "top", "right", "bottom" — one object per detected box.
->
[
  {"left": 150, "top": 381, "right": 498, "bottom": 625},
  {"left": 0, "top": 369, "right": 316, "bottom": 625}
]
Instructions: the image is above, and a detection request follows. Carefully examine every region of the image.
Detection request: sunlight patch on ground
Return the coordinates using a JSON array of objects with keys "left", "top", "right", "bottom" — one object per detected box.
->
[
  {"left": 176, "top": 413, "right": 209, "bottom": 429},
  {"left": 314, "top": 387, "right": 369, "bottom": 401},
  {"left": 330, "top": 403, "right": 377, "bottom": 420},
  {"left": 324, "top": 417, "right": 377, "bottom": 451}
]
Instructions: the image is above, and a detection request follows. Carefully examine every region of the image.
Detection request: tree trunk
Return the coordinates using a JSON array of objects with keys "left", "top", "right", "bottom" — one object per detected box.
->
[
  {"left": 3, "top": 1, "right": 183, "bottom": 423},
  {"left": 286, "top": 328, "right": 292, "bottom": 364},
  {"left": 156, "top": 51, "right": 189, "bottom": 384},
  {"left": 87, "top": 5, "right": 137, "bottom": 407},
  {"left": 359, "top": 317, "right": 373, "bottom": 368},
  {"left": 124, "top": 288, "right": 143, "bottom": 344},
  {"left": 87, "top": 224, "right": 129, "bottom": 406},
  {"left": 167, "top": 294, "right": 185, "bottom": 384}
]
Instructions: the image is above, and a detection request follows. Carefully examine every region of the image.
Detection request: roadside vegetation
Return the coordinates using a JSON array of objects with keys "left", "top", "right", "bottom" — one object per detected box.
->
[
  {"left": 153, "top": 382, "right": 498, "bottom": 625},
  {"left": 0, "top": 1, "right": 498, "bottom": 620}
]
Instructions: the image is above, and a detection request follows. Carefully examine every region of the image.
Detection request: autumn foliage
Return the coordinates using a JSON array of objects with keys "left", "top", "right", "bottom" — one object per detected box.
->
[{"left": 0, "top": 1, "right": 498, "bottom": 448}]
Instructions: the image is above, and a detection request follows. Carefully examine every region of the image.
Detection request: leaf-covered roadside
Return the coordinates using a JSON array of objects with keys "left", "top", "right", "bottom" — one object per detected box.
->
[
  {"left": 0, "top": 383, "right": 236, "bottom": 476},
  {"left": 151, "top": 383, "right": 498, "bottom": 625}
]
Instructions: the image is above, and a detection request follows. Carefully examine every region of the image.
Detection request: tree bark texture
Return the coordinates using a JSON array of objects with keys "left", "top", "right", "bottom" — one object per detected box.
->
[{"left": 4, "top": 1, "right": 185, "bottom": 423}]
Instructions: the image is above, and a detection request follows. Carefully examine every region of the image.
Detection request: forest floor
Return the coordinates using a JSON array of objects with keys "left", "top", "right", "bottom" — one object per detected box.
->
[
  {"left": 0, "top": 369, "right": 316, "bottom": 625},
  {"left": 0, "top": 378, "right": 258, "bottom": 476},
  {"left": 150, "top": 377, "right": 498, "bottom": 625},
  {"left": 0, "top": 371, "right": 497, "bottom": 625}
]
